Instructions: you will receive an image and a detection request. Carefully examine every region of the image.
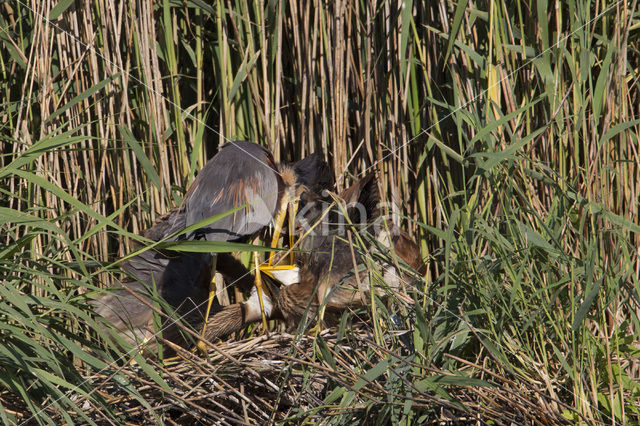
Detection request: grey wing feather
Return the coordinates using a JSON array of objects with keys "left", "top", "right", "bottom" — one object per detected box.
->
[
  {"left": 142, "top": 206, "right": 187, "bottom": 241},
  {"left": 184, "top": 141, "right": 281, "bottom": 241}
]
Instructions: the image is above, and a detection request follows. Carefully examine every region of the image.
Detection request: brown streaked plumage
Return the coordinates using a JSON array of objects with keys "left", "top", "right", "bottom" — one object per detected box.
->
[
  {"left": 276, "top": 173, "right": 425, "bottom": 327},
  {"left": 203, "top": 280, "right": 279, "bottom": 341},
  {"left": 275, "top": 230, "right": 424, "bottom": 326},
  {"left": 198, "top": 174, "right": 426, "bottom": 340}
]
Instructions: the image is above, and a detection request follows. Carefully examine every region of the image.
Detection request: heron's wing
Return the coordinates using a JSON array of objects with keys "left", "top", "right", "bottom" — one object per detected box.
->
[
  {"left": 184, "top": 141, "right": 281, "bottom": 241},
  {"left": 142, "top": 205, "right": 186, "bottom": 241}
]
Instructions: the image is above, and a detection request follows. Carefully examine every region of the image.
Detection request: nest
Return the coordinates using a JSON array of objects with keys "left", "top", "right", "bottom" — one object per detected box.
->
[{"left": 67, "top": 324, "right": 574, "bottom": 425}]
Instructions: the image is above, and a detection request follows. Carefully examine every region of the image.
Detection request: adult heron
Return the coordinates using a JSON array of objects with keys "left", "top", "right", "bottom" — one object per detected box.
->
[
  {"left": 96, "top": 142, "right": 333, "bottom": 351},
  {"left": 180, "top": 141, "right": 301, "bottom": 341}
]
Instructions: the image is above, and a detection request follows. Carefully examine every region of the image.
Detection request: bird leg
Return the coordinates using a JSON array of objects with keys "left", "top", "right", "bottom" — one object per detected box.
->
[
  {"left": 306, "top": 307, "right": 326, "bottom": 337},
  {"left": 309, "top": 278, "right": 330, "bottom": 336},
  {"left": 268, "top": 190, "right": 290, "bottom": 266},
  {"left": 307, "top": 323, "right": 325, "bottom": 337},
  {"left": 253, "top": 251, "right": 270, "bottom": 332},
  {"left": 197, "top": 254, "right": 218, "bottom": 354}
]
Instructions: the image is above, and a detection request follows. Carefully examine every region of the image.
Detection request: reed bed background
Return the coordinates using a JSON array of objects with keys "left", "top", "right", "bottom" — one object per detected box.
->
[{"left": 1, "top": 0, "right": 639, "bottom": 423}]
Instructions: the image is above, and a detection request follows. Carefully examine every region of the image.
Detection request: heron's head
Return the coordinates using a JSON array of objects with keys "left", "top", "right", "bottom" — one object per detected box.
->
[
  {"left": 268, "top": 154, "right": 336, "bottom": 238},
  {"left": 277, "top": 164, "right": 302, "bottom": 201}
]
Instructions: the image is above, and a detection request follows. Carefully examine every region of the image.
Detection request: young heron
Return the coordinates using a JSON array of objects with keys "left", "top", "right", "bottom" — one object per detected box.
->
[
  {"left": 202, "top": 174, "right": 426, "bottom": 341},
  {"left": 276, "top": 173, "right": 426, "bottom": 328}
]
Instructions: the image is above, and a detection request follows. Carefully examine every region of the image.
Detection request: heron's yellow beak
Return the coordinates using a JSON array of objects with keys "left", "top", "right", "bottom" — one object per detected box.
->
[
  {"left": 267, "top": 191, "right": 289, "bottom": 266},
  {"left": 259, "top": 189, "right": 299, "bottom": 283}
]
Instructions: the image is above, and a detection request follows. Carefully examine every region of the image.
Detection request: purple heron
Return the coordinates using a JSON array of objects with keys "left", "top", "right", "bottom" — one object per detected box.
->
[{"left": 95, "top": 143, "right": 333, "bottom": 350}]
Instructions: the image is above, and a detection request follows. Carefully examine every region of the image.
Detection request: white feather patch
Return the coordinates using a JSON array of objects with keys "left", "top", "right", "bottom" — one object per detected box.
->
[
  {"left": 245, "top": 286, "right": 273, "bottom": 318},
  {"left": 269, "top": 266, "right": 300, "bottom": 286}
]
